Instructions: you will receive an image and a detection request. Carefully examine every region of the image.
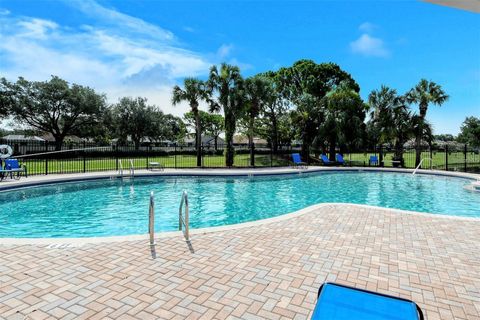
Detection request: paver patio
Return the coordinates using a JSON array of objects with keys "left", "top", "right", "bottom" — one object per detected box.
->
[{"left": 0, "top": 204, "right": 479, "bottom": 320}]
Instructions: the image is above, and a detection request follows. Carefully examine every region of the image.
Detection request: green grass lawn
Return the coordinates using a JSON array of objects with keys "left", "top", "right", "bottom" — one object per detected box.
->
[
  {"left": 343, "top": 151, "right": 479, "bottom": 169},
  {"left": 18, "top": 150, "right": 479, "bottom": 175},
  {"left": 21, "top": 154, "right": 291, "bottom": 175}
]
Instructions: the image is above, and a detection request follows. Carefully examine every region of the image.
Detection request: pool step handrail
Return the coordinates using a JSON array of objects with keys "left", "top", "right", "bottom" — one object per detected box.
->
[
  {"left": 129, "top": 159, "right": 135, "bottom": 178},
  {"left": 149, "top": 191, "right": 155, "bottom": 246},
  {"left": 179, "top": 190, "right": 190, "bottom": 241},
  {"left": 118, "top": 159, "right": 124, "bottom": 178},
  {"left": 412, "top": 158, "right": 433, "bottom": 175}
]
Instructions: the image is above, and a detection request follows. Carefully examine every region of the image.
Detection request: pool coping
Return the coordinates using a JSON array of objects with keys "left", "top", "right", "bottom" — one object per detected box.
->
[
  {"left": 0, "top": 166, "right": 478, "bottom": 191},
  {"left": 0, "top": 167, "right": 479, "bottom": 245}
]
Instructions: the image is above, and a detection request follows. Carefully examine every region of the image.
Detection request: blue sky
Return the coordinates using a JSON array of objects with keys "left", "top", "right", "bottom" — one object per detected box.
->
[{"left": 0, "top": 0, "right": 479, "bottom": 134}]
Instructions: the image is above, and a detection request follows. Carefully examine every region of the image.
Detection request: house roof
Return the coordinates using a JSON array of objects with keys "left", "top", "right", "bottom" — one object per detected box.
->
[
  {"left": 185, "top": 135, "right": 224, "bottom": 144},
  {"left": 1, "top": 134, "right": 45, "bottom": 141}
]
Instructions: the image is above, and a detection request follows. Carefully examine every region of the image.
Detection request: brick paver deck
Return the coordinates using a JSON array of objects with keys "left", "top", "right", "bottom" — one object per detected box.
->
[{"left": 1, "top": 204, "right": 479, "bottom": 320}]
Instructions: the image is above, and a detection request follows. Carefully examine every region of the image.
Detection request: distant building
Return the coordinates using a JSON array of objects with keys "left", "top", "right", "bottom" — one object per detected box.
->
[
  {"left": 1, "top": 134, "right": 45, "bottom": 142},
  {"left": 232, "top": 135, "right": 268, "bottom": 146},
  {"left": 184, "top": 135, "right": 225, "bottom": 147}
]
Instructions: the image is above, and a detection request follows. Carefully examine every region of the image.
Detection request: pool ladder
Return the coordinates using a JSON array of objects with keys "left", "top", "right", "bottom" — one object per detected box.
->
[
  {"left": 412, "top": 158, "right": 432, "bottom": 175},
  {"left": 118, "top": 159, "right": 135, "bottom": 179},
  {"left": 148, "top": 190, "right": 190, "bottom": 247},
  {"left": 179, "top": 190, "right": 190, "bottom": 241}
]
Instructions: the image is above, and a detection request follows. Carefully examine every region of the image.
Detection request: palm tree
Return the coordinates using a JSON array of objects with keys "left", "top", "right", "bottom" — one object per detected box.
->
[
  {"left": 207, "top": 63, "right": 244, "bottom": 167},
  {"left": 322, "top": 81, "right": 366, "bottom": 161},
  {"left": 244, "top": 76, "right": 274, "bottom": 166},
  {"left": 368, "top": 86, "right": 414, "bottom": 166},
  {"left": 406, "top": 79, "right": 449, "bottom": 166},
  {"left": 172, "top": 78, "right": 209, "bottom": 167}
]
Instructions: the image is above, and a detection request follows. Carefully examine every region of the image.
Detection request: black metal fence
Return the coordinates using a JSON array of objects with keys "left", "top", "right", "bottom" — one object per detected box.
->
[{"left": 1, "top": 139, "right": 479, "bottom": 175}]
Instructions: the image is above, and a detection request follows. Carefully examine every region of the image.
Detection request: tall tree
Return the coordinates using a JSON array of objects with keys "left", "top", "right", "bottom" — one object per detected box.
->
[
  {"left": 112, "top": 97, "right": 168, "bottom": 150},
  {"left": 1, "top": 76, "right": 106, "bottom": 150},
  {"left": 368, "top": 86, "right": 413, "bottom": 166},
  {"left": 207, "top": 63, "right": 244, "bottom": 167},
  {"left": 184, "top": 111, "right": 224, "bottom": 151},
  {"left": 273, "top": 60, "right": 359, "bottom": 158},
  {"left": 457, "top": 116, "right": 480, "bottom": 147},
  {"left": 244, "top": 75, "right": 274, "bottom": 165},
  {"left": 321, "top": 81, "right": 366, "bottom": 160},
  {"left": 406, "top": 79, "right": 449, "bottom": 166},
  {"left": 258, "top": 95, "right": 289, "bottom": 153},
  {"left": 172, "top": 78, "right": 209, "bottom": 167},
  {"left": 204, "top": 113, "right": 224, "bottom": 151}
]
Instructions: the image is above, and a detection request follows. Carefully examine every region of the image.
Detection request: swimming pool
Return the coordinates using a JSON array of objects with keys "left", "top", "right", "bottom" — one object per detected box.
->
[{"left": 0, "top": 171, "right": 479, "bottom": 238}]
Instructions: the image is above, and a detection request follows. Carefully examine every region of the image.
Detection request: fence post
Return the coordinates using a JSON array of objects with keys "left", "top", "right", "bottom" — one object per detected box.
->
[
  {"left": 430, "top": 146, "right": 433, "bottom": 168},
  {"left": 83, "top": 141, "right": 87, "bottom": 173},
  {"left": 174, "top": 143, "right": 177, "bottom": 169},
  {"left": 201, "top": 143, "right": 204, "bottom": 168},
  {"left": 464, "top": 144, "right": 467, "bottom": 172},
  {"left": 83, "top": 150, "right": 86, "bottom": 173},
  {"left": 270, "top": 144, "right": 273, "bottom": 167},
  {"left": 379, "top": 145, "right": 384, "bottom": 167},
  {"left": 250, "top": 143, "right": 255, "bottom": 167},
  {"left": 445, "top": 145, "right": 449, "bottom": 171},
  {"left": 45, "top": 141, "right": 48, "bottom": 175}
]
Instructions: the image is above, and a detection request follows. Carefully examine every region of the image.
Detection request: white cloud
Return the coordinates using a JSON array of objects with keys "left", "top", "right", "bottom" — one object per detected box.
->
[
  {"left": 359, "top": 22, "right": 376, "bottom": 33},
  {"left": 217, "top": 43, "right": 234, "bottom": 59},
  {"left": 0, "top": 0, "right": 213, "bottom": 116},
  {"left": 350, "top": 34, "right": 389, "bottom": 58},
  {"left": 17, "top": 18, "right": 59, "bottom": 39},
  {"left": 66, "top": 0, "right": 173, "bottom": 41}
]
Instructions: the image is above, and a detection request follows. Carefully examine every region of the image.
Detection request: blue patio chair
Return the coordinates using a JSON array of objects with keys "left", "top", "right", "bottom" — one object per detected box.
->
[
  {"left": 335, "top": 154, "right": 347, "bottom": 166},
  {"left": 369, "top": 155, "right": 379, "bottom": 166},
  {"left": 311, "top": 282, "right": 424, "bottom": 320},
  {"left": 1, "top": 159, "right": 27, "bottom": 180},
  {"left": 321, "top": 154, "right": 335, "bottom": 166},
  {"left": 291, "top": 153, "right": 308, "bottom": 168}
]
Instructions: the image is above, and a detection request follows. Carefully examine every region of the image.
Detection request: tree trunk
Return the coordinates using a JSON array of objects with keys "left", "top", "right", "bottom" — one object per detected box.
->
[
  {"left": 271, "top": 116, "right": 278, "bottom": 154},
  {"left": 225, "top": 113, "right": 235, "bottom": 167},
  {"left": 134, "top": 139, "right": 141, "bottom": 151},
  {"left": 328, "top": 135, "right": 336, "bottom": 161},
  {"left": 416, "top": 104, "right": 428, "bottom": 167},
  {"left": 214, "top": 136, "right": 218, "bottom": 152},
  {"left": 394, "top": 139, "right": 404, "bottom": 167},
  {"left": 195, "top": 111, "right": 202, "bottom": 167},
  {"left": 249, "top": 115, "right": 254, "bottom": 167},
  {"left": 415, "top": 134, "right": 422, "bottom": 167},
  {"left": 300, "top": 141, "right": 309, "bottom": 161},
  {"left": 54, "top": 137, "right": 64, "bottom": 151}
]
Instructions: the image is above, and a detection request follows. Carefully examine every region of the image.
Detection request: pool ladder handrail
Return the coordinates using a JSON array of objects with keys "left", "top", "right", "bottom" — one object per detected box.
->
[
  {"left": 129, "top": 159, "right": 135, "bottom": 178},
  {"left": 179, "top": 190, "right": 190, "bottom": 241},
  {"left": 149, "top": 191, "right": 155, "bottom": 246},
  {"left": 118, "top": 159, "right": 124, "bottom": 178},
  {"left": 412, "top": 158, "right": 432, "bottom": 175}
]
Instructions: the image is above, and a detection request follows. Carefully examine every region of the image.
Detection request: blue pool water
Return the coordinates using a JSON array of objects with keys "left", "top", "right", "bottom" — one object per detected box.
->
[{"left": 0, "top": 171, "right": 479, "bottom": 238}]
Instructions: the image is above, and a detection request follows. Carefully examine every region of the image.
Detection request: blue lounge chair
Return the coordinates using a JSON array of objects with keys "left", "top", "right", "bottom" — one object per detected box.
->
[
  {"left": 321, "top": 154, "right": 335, "bottom": 166},
  {"left": 336, "top": 154, "right": 347, "bottom": 166},
  {"left": 369, "top": 155, "right": 379, "bottom": 166},
  {"left": 311, "top": 282, "right": 424, "bottom": 320},
  {"left": 1, "top": 159, "right": 27, "bottom": 180},
  {"left": 291, "top": 153, "right": 308, "bottom": 168}
]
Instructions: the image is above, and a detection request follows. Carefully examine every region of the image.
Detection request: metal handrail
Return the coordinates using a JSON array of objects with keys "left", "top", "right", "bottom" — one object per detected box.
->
[
  {"left": 129, "top": 159, "right": 135, "bottom": 178},
  {"left": 118, "top": 159, "right": 124, "bottom": 178},
  {"left": 149, "top": 191, "right": 155, "bottom": 246},
  {"left": 412, "top": 158, "right": 432, "bottom": 175},
  {"left": 179, "top": 190, "right": 190, "bottom": 241}
]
